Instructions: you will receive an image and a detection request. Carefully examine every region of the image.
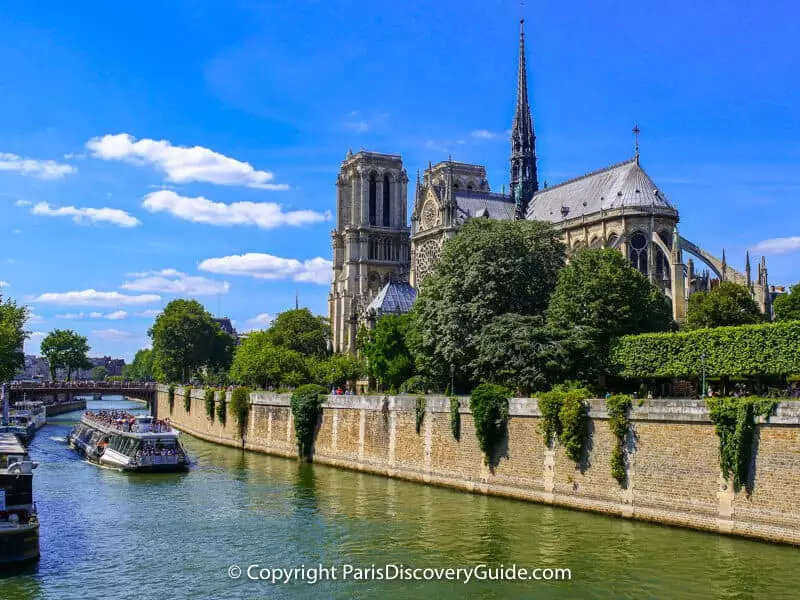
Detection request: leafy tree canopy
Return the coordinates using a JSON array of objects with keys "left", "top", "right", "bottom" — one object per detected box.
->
[
  {"left": 0, "top": 295, "right": 28, "bottom": 383},
  {"left": 308, "top": 354, "right": 365, "bottom": 389},
  {"left": 773, "top": 283, "right": 800, "bottom": 322},
  {"left": 547, "top": 248, "right": 673, "bottom": 342},
  {"left": 266, "top": 309, "right": 329, "bottom": 357},
  {"left": 362, "top": 314, "right": 415, "bottom": 391},
  {"left": 148, "top": 299, "right": 233, "bottom": 383},
  {"left": 686, "top": 281, "right": 763, "bottom": 330},
  {"left": 40, "top": 329, "right": 91, "bottom": 381},
  {"left": 413, "top": 218, "right": 565, "bottom": 385},
  {"left": 230, "top": 331, "right": 307, "bottom": 389},
  {"left": 123, "top": 348, "right": 154, "bottom": 381},
  {"left": 91, "top": 365, "right": 108, "bottom": 381}
]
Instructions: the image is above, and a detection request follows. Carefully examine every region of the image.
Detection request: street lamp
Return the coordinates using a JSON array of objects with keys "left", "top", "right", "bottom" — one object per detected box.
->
[
  {"left": 701, "top": 353, "right": 707, "bottom": 398},
  {"left": 450, "top": 364, "right": 455, "bottom": 396}
]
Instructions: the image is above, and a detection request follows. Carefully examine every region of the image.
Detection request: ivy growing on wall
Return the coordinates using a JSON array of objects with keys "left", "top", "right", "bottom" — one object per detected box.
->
[
  {"left": 230, "top": 387, "right": 250, "bottom": 440},
  {"left": 167, "top": 384, "right": 175, "bottom": 414},
  {"left": 204, "top": 388, "right": 216, "bottom": 421},
  {"left": 291, "top": 384, "right": 327, "bottom": 460},
  {"left": 536, "top": 388, "right": 591, "bottom": 465},
  {"left": 707, "top": 396, "right": 777, "bottom": 491},
  {"left": 216, "top": 393, "right": 227, "bottom": 426},
  {"left": 183, "top": 385, "right": 192, "bottom": 413},
  {"left": 415, "top": 396, "right": 426, "bottom": 434},
  {"left": 606, "top": 395, "right": 632, "bottom": 484},
  {"left": 469, "top": 384, "right": 510, "bottom": 465},
  {"left": 449, "top": 397, "right": 460, "bottom": 441}
]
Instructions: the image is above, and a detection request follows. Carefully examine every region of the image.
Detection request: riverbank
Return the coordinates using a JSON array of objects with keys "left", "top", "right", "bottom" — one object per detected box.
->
[
  {"left": 158, "top": 386, "right": 800, "bottom": 546},
  {"left": 44, "top": 399, "right": 86, "bottom": 417}
]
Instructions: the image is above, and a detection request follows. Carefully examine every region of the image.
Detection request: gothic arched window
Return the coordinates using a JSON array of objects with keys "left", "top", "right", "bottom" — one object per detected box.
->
[
  {"left": 382, "top": 173, "right": 391, "bottom": 227},
  {"left": 368, "top": 172, "right": 377, "bottom": 226},
  {"left": 629, "top": 232, "right": 648, "bottom": 275}
]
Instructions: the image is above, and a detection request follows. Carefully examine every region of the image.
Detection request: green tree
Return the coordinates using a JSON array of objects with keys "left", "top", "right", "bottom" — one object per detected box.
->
[
  {"left": 362, "top": 314, "right": 415, "bottom": 391},
  {"left": 547, "top": 248, "right": 673, "bottom": 341},
  {"left": 308, "top": 354, "right": 365, "bottom": 389},
  {"left": 123, "top": 348, "right": 154, "bottom": 381},
  {"left": 471, "top": 314, "right": 599, "bottom": 395},
  {"left": 91, "top": 365, "right": 108, "bottom": 381},
  {"left": 773, "top": 284, "right": 800, "bottom": 322},
  {"left": 230, "top": 331, "right": 308, "bottom": 389},
  {"left": 0, "top": 295, "right": 28, "bottom": 383},
  {"left": 413, "top": 218, "right": 565, "bottom": 386},
  {"left": 149, "top": 299, "right": 234, "bottom": 383},
  {"left": 266, "top": 309, "right": 329, "bottom": 357},
  {"left": 40, "top": 329, "right": 91, "bottom": 381},
  {"left": 686, "top": 281, "right": 763, "bottom": 330}
]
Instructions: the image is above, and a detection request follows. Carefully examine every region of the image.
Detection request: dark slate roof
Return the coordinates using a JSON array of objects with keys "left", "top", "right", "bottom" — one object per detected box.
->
[
  {"left": 366, "top": 281, "right": 417, "bottom": 315},
  {"left": 214, "top": 317, "right": 237, "bottom": 336},
  {"left": 526, "top": 158, "right": 677, "bottom": 223},
  {"left": 454, "top": 190, "right": 516, "bottom": 223}
]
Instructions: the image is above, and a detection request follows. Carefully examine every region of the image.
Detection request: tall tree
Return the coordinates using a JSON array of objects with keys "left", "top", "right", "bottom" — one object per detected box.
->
[
  {"left": 362, "top": 314, "right": 415, "bottom": 391},
  {"left": 149, "top": 299, "right": 233, "bottom": 383},
  {"left": 40, "top": 329, "right": 91, "bottom": 381},
  {"left": 123, "top": 348, "right": 154, "bottom": 381},
  {"left": 773, "top": 283, "right": 800, "bottom": 322},
  {"left": 266, "top": 308, "right": 329, "bottom": 357},
  {"left": 308, "top": 354, "right": 365, "bottom": 389},
  {"left": 91, "top": 365, "right": 108, "bottom": 381},
  {"left": 230, "top": 330, "right": 307, "bottom": 389},
  {"left": 0, "top": 295, "right": 28, "bottom": 383},
  {"left": 413, "top": 218, "right": 565, "bottom": 386},
  {"left": 686, "top": 281, "right": 763, "bottom": 329},
  {"left": 547, "top": 248, "right": 673, "bottom": 340}
]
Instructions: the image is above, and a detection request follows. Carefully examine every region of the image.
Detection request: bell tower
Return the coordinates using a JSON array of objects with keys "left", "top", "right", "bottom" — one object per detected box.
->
[{"left": 329, "top": 150, "right": 410, "bottom": 354}]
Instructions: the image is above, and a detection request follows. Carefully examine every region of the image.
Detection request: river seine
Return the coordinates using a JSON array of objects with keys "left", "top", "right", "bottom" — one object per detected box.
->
[{"left": 1, "top": 397, "right": 798, "bottom": 600}]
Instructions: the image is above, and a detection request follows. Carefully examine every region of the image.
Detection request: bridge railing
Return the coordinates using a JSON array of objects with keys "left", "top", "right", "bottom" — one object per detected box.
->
[{"left": 10, "top": 382, "right": 156, "bottom": 390}]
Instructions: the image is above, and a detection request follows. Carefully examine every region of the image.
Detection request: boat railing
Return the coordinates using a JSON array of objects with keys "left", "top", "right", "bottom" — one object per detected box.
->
[{"left": 135, "top": 454, "right": 183, "bottom": 466}]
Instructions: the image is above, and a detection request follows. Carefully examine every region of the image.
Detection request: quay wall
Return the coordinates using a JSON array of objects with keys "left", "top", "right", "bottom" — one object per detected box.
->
[
  {"left": 45, "top": 399, "right": 86, "bottom": 417},
  {"left": 158, "top": 386, "right": 800, "bottom": 545}
]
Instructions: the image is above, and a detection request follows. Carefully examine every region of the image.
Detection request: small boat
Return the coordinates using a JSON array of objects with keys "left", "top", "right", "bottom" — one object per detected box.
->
[
  {"left": 0, "top": 433, "right": 40, "bottom": 568},
  {"left": 67, "top": 411, "right": 190, "bottom": 473},
  {"left": 11, "top": 399, "right": 47, "bottom": 432},
  {"left": 0, "top": 417, "right": 36, "bottom": 445}
]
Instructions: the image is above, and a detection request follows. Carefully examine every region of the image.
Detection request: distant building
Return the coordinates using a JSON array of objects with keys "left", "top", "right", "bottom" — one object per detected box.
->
[
  {"left": 214, "top": 317, "right": 241, "bottom": 344},
  {"left": 14, "top": 355, "right": 50, "bottom": 381}
]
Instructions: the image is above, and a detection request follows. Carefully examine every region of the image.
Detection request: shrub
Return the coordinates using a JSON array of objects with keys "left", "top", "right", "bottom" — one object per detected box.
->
[
  {"left": 536, "top": 388, "right": 591, "bottom": 465},
  {"left": 399, "top": 375, "right": 428, "bottom": 394},
  {"left": 290, "top": 384, "right": 328, "bottom": 460},
  {"left": 204, "top": 388, "right": 216, "bottom": 421},
  {"left": 183, "top": 386, "right": 192, "bottom": 413},
  {"left": 167, "top": 384, "right": 175, "bottom": 414},
  {"left": 415, "top": 396, "right": 426, "bottom": 434},
  {"left": 450, "top": 397, "right": 460, "bottom": 441},
  {"left": 707, "top": 396, "right": 777, "bottom": 491},
  {"left": 606, "top": 395, "right": 632, "bottom": 483},
  {"left": 216, "top": 392, "right": 227, "bottom": 426},
  {"left": 230, "top": 387, "right": 251, "bottom": 439},
  {"left": 469, "top": 384, "right": 510, "bottom": 465}
]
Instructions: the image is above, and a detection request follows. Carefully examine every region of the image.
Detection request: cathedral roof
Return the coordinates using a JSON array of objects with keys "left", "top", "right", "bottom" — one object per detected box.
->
[
  {"left": 366, "top": 281, "right": 417, "bottom": 316},
  {"left": 525, "top": 158, "right": 677, "bottom": 223},
  {"left": 454, "top": 190, "right": 516, "bottom": 223}
]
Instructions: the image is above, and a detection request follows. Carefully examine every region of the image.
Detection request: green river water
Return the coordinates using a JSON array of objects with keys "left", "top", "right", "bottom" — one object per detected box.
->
[{"left": 0, "top": 397, "right": 798, "bottom": 600}]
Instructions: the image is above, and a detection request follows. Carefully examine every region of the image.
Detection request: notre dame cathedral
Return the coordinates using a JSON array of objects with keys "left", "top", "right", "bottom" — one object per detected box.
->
[{"left": 328, "top": 18, "right": 771, "bottom": 354}]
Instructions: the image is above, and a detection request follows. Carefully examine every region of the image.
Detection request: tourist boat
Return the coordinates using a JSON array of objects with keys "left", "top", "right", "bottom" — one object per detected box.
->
[
  {"left": 12, "top": 399, "right": 46, "bottom": 432},
  {"left": 67, "top": 411, "right": 190, "bottom": 473},
  {"left": 0, "top": 433, "right": 40, "bottom": 568},
  {"left": 0, "top": 417, "right": 36, "bottom": 445}
]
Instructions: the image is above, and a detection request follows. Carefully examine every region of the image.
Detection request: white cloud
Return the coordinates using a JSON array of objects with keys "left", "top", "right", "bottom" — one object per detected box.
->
[
  {"left": 199, "top": 253, "right": 332, "bottom": 285},
  {"left": 55, "top": 310, "right": 130, "bottom": 320},
  {"left": 86, "top": 133, "right": 288, "bottom": 190},
  {"left": 245, "top": 313, "right": 273, "bottom": 331},
  {"left": 35, "top": 289, "right": 160, "bottom": 307},
  {"left": 142, "top": 190, "right": 329, "bottom": 229},
  {"left": 31, "top": 202, "right": 140, "bottom": 227},
  {"left": 29, "top": 331, "right": 46, "bottom": 339},
  {"left": 105, "top": 310, "right": 129, "bottom": 320},
  {"left": 344, "top": 111, "right": 369, "bottom": 133},
  {"left": 12, "top": 229, "right": 21, "bottom": 234},
  {"left": 751, "top": 236, "right": 800, "bottom": 255},
  {"left": 14, "top": 200, "right": 32, "bottom": 207},
  {"left": 121, "top": 268, "right": 229, "bottom": 296},
  {"left": 27, "top": 311, "right": 44, "bottom": 323},
  {"left": 0, "top": 281, "right": 9, "bottom": 288},
  {"left": 136, "top": 309, "right": 162, "bottom": 318},
  {"left": 0, "top": 152, "right": 75, "bottom": 179},
  {"left": 470, "top": 129, "right": 501, "bottom": 140},
  {"left": 92, "top": 328, "right": 132, "bottom": 342}
]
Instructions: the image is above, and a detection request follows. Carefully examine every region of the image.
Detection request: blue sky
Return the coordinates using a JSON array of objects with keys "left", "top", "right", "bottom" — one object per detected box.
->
[{"left": 1, "top": 0, "right": 799, "bottom": 361}]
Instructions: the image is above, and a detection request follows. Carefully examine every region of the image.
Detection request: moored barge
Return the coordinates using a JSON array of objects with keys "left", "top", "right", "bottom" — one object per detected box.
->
[
  {"left": 0, "top": 433, "right": 40, "bottom": 568},
  {"left": 67, "top": 411, "right": 189, "bottom": 473}
]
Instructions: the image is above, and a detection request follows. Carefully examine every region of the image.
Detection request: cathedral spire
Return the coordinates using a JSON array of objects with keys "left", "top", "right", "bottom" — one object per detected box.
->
[
  {"left": 745, "top": 250, "right": 752, "bottom": 287},
  {"left": 510, "top": 15, "right": 538, "bottom": 219}
]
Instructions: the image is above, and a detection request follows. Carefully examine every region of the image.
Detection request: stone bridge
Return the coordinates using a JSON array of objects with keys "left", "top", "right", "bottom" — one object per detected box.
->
[{"left": 8, "top": 382, "right": 156, "bottom": 407}]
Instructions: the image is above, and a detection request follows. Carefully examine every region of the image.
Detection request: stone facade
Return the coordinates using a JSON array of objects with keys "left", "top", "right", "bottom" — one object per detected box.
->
[{"left": 159, "top": 386, "right": 800, "bottom": 545}]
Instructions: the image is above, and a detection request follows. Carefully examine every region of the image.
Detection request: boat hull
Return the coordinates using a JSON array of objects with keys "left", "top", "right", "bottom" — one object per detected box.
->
[{"left": 0, "top": 522, "right": 40, "bottom": 568}]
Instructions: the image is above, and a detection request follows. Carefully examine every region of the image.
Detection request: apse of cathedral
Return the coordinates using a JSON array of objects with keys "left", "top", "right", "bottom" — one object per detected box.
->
[{"left": 328, "top": 18, "right": 770, "bottom": 355}]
